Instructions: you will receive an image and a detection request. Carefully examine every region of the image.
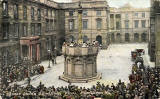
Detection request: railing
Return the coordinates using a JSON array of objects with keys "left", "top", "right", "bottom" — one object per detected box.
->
[{"left": 62, "top": 46, "right": 98, "bottom": 56}]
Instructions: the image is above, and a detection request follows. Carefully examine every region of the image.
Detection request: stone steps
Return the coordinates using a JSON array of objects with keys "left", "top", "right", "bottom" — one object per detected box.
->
[{"left": 59, "top": 73, "right": 102, "bottom": 83}]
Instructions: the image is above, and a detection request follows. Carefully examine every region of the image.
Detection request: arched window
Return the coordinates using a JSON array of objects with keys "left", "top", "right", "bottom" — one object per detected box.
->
[
  {"left": 111, "top": 33, "right": 115, "bottom": 42},
  {"left": 116, "top": 33, "right": 121, "bottom": 42},
  {"left": 69, "top": 35, "right": 75, "bottom": 42},
  {"left": 96, "top": 35, "right": 102, "bottom": 44},
  {"left": 125, "top": 33, "right": 130, "bottom": 42},
  {"left": 134, "top": 33, "right": 139, "bottom": 42},
  {"left": 141, "top": 33, "right": 147, "bottom": 42},
  {"left": 83, "top": 35, "right": 88, "bottom": 43}
]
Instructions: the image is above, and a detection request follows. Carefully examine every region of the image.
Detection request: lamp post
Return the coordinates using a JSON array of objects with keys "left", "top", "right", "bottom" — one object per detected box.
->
[
  {"left": 54, "top": 46, "right": 57, "bottom": 64},
  {"left": 0, "top": 56, "right": 3, "bottom": 92},
  {"left": 48, "top": 49, "right": 51, "bottom": 68}
]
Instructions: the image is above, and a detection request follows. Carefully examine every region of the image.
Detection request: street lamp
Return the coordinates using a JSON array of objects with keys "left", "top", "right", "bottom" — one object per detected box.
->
[
  {"left": 48, "top": 49, "right": 51, "bottom": 68},
  {"left": 54, "top": 46, "right": 57, "bottom": 64}
]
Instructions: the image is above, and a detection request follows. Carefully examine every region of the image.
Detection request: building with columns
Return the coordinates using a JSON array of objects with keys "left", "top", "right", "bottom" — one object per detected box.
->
[
  {"left": 0, "top": 0, "right": 151, "bottom": 65},
  {"left": 109, "top": 4, "right": 150, "bottom": 43}
]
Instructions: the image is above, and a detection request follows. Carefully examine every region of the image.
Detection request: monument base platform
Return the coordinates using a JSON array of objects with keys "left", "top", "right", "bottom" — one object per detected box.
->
[{"left": 59, "top": 74, "right": 102, "bottom": 83}]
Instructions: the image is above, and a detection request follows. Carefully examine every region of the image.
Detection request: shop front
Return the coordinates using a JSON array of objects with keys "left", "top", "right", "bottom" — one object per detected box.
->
[{"left": 20, "top": 36, "right": 41, "bottom": 63}]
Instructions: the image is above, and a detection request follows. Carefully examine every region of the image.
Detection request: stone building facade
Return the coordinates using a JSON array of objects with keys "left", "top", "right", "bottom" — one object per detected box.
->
[
  {"left": 0, "top": 0, "right": 65, "bottom": 64},
  {"left": 148, "top": 0, "right": 160, "bottom": 66},
  {"left": 0, "top": 0, "right": 151, "bottom": 65},
  {"left": 109, "top": 4, "right": 150, "bottom": 43},
  {"left": 60, "top": 0, "right": 110, "bottom": 47}
]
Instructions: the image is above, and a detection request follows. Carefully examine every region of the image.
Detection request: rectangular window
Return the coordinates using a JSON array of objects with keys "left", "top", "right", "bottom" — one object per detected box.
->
[
  {"left": 134, "top": 20, "right": 139, "bottom": 28},
  {"left": 97, "top": 19, "right": 102, "bottom": 29},
  {"left": 82, "top": 19, "right": 88, "bottom": 29},
  {"left": 31, "top": 7, "right": 34, "bottom": 20},
  {"left": 46, "top": 19, "right": 49, "bottom": 31},
  {"left": 151, "top": 25, "right": 155, "bottom": 32},
  {"left": 23, "top": 6, "right": 27, "bottom": 20},
  {"left": 69, "top": 10, "right": 74, "bottom": 16},
  {"left": 50, "top": 20, "right": 53, "bottom": 30},
  {"left": 51, "top": 10, "right": 53, "bottom": 17},
  {"left": 116, "top": 21, "right": 120, "bottom": 30},
  {"left": 22, "top": 24, "right": 28, "bottom": 37},
  {"left": 110, "top": 14, "right": 114, "bottom": 30},
  {"left": 116, "top": 14, "right": 121, "bottom": 18},
  {"left": 2, "top": 2, "right": 8, "bottom": 16},
  {"left": 83, "top": 10, "right": 87, "bottom": 16},
  {"left": 37, "top": 9, "right": 41, "bottom": 20},
  {"left": 141, "top": 20, "right": 146, "bottom": 28},
  {"left": 69, "top": 19, "right": 74, "bottom": 30},
  {"left": 110, "top": 14, "right": 114, "bottom": 18},
  {"left": 125, "top": 20, "right": 129, "bottom": 28},
  {"left": 37, "top": 23, "right": 41, "bottom": 35},
  {"left": 134, "top": 13, "right": 138, "bottom": 17},
  {"left": 31, "top": 23, "right": 35, "bottom": 36},
  {"left": 14, "top": 4, "right": 18, "bottom": 19},
  {"left": 96, "top": 10, "right": 101, "bottom": 16},
  {"left": 13, "top": 23, "right": 19, "bottom": 37},
  {"left": 116, "top": 14, "right": 121, "bottom": 30},
  {"left": 125, "top": 13, "right": 128, "bottom": 19},
  {"left": 142, "top": 12, "right": 145, "bottom": 18},
  {"left": 2, "top": 23, "right": 9, "bottom": 39}
]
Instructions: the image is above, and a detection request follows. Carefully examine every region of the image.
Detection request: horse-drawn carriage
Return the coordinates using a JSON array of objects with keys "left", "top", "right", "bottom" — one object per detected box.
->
[
  {"left": 131, "top": 51, "right": 138, "bottom": 61},
  {"left": 136, "top": 49, "right": 145, "bottom": 55},
  {"left": 131, "top": 49, "right": 145, "bottom": 61}
]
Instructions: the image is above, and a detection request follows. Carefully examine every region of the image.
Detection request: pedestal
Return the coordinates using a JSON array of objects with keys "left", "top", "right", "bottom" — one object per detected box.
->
[{"left": 60, "top": 46, "right": 102, "bottom": 83}]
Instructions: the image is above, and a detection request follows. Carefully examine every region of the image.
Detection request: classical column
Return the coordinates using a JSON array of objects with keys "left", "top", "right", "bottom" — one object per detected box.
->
[
  {"left": 71, "top": 57, "right": 75, "bottom": 77},
  {"left": 64, "top": 56, "right": 67, "bottom": 76}
]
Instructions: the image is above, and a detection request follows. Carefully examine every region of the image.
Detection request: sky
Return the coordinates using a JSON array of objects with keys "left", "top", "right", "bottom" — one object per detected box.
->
[{"left": 53, "top": 0, "right": 150, "bottom": 8}]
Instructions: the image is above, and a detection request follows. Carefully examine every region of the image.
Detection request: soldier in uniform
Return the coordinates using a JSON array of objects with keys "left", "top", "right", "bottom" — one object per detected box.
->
[{"left": 52, "top": 50, "right": 57, "bottom": 65}]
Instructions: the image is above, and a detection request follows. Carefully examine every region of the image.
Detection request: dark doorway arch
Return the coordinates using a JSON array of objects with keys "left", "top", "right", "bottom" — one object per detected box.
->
[
  {"left": 125, "top": 33, "right": 130, "bottom": 42},
  {"left": 59, "top": 37, "right": 65, "bottom": 48},
  {"left": 134, "top": 33, "right": 139, "bottom": 42},
  {"left": 111, "top": 33, "right": 115, "bottom": 42},
  {"left": 116, "top": 33, "right": 121, "bottom": 43},
  {"left": 68, "top": 35, "right": 75, "bottom": 42},
  {"left": 96, "top": 35, "right": 102, "bottom": 44},
  {"left": 83, "top": 35, "right": 89, "bottom": 43},
  {"left": 141, "top": 33, "right": 147, "bottom": 42}
]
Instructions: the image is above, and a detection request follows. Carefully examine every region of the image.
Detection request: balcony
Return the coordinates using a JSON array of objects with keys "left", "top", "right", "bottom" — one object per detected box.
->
[{"left": 62, "top": 45, "right": 98, "bottom": 56}]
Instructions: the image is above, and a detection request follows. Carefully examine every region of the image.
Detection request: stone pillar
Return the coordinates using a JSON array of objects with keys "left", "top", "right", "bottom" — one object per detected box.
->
[
  {"left": 64, "top": 57, "right": 66, "bottom": 75},
  {"left": 71, "top": 57, "right": 75, "bottom": 77}
]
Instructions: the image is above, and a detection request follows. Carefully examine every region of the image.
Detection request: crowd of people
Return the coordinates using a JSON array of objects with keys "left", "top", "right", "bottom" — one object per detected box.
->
[
  {"left": 1, "top": 46, "right": 160, "bottom": 99},
  {"left": 1, "top": 60, "right": 160, "bottom": 98},
  {"left": 1, "top": 64, "right": 44, "bottom": 91},
  {"left": 63, "top": 41, "right": 101, "bottom": 48}
]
